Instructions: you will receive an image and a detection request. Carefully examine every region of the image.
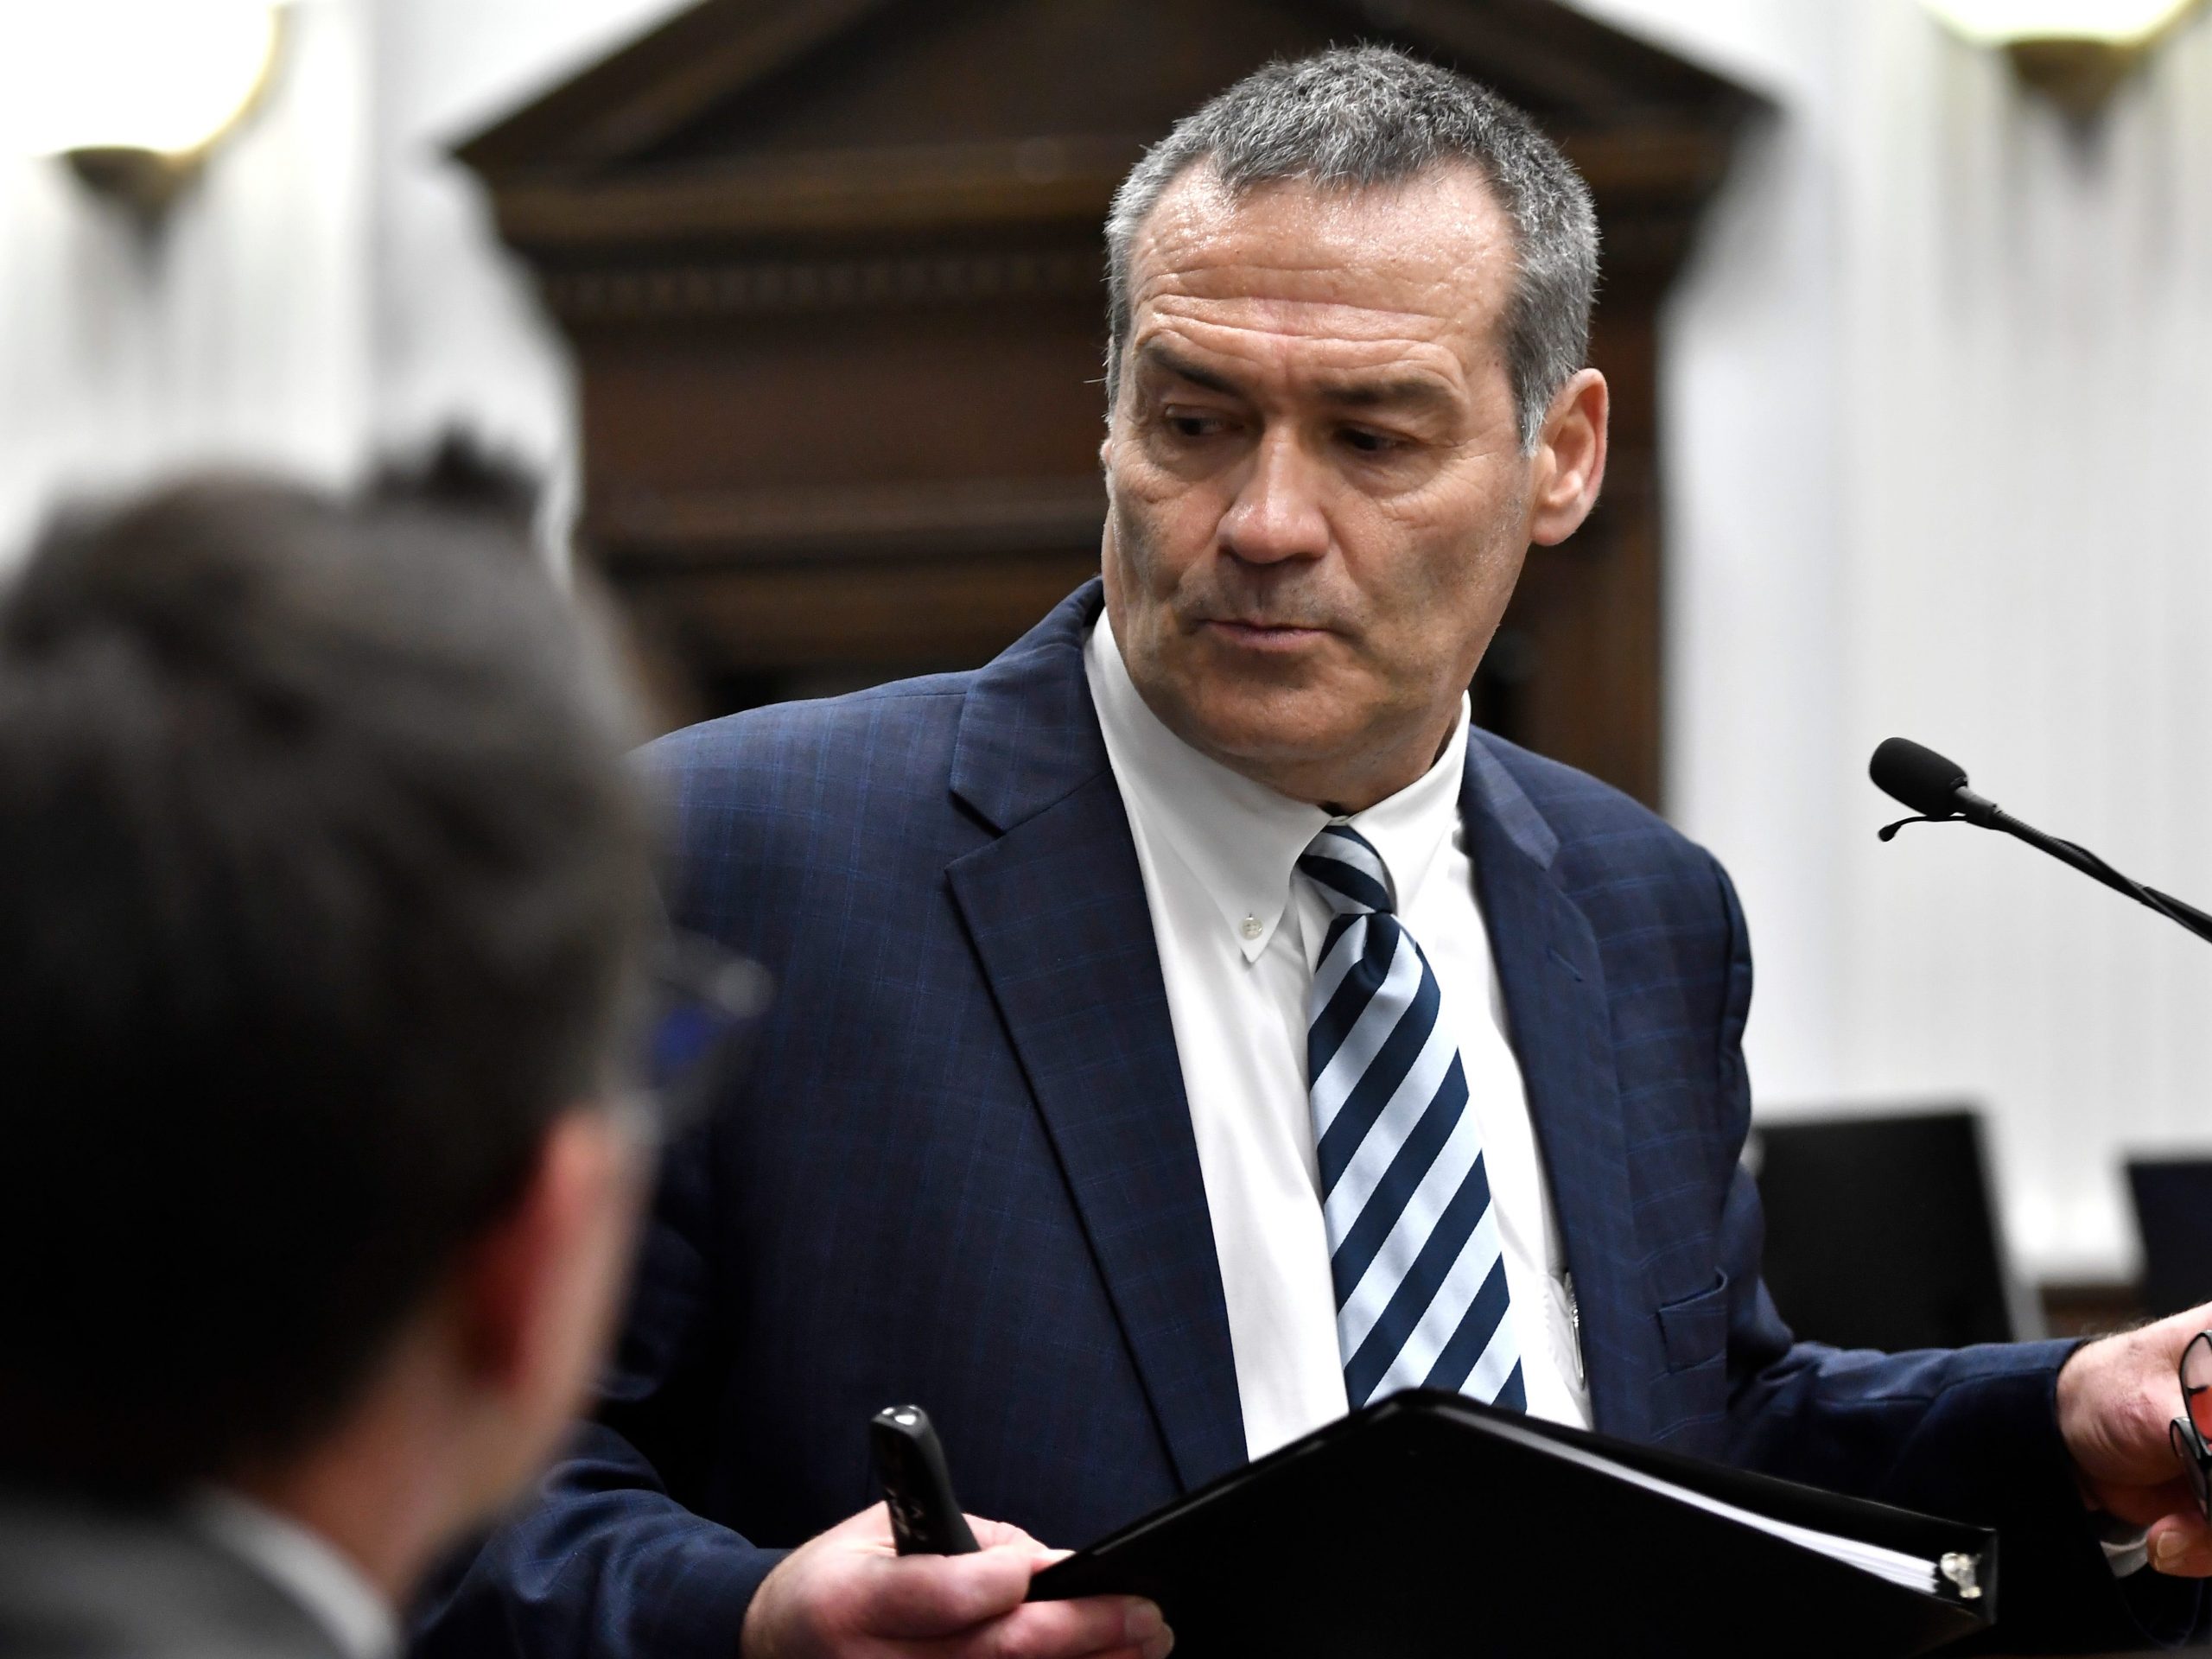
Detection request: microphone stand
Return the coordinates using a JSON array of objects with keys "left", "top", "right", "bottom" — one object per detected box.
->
[{"left": 1882, "top": 806, "right": 2212, "bottom": 947}]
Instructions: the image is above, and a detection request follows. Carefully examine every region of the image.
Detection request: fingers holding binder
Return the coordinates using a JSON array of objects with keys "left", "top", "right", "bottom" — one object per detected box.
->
[
  {"left": 2057, "top": 1303, "right": 2212, "bottom": 1576},
  {"left": 2144, "top": 1516, "right": 2212, "bottom": 1577},
  {"left": 740, "top": 1503, "right": 1174, "bottom": 1659}
]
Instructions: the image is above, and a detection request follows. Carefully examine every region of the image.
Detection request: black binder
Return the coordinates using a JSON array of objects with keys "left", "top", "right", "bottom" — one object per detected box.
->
[{"left": 1029, "top": 1391, "right": 1995, "bottom": 1657}]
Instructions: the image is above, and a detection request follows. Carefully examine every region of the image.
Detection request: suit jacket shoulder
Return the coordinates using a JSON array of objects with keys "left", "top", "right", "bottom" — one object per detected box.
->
[
  {"left": 1476, "top": 730, "right": 1730, "bottom": 906},
  {"left": 644, "top": 673, "right": 981, "bottom": 941},
  {"left": 647, "top": 671, "right": 975, "bottom": 834},
  {"left": 643, "top": 590, "right": 1115, "bottom": 958}
]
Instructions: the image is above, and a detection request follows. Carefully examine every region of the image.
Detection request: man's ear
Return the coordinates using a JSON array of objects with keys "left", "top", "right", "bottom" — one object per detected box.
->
[
  {"left": 450, "top": 1109, "right": 642, "bottom": 1411},
  {"left": 1527, "top": 368, "right": 1609, "bottom": 548}
]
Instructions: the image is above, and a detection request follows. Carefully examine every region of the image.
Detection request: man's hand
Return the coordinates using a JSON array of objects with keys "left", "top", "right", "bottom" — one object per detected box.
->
[
  {"left": 740, "top": 1504, "right": 1173, "bottom": 1659},
  {"left": 2057, "top": 1304, "right": 2212, "bottom": 1575}
]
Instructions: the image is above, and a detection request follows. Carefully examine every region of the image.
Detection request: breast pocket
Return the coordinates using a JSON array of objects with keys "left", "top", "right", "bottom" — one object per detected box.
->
[
  {"left": 1656, "top": 1271, "right": 1732, "bottom": 1371},
  {"left": 1650, "top": 1272, "right": 1732, "bottom": 1441}
]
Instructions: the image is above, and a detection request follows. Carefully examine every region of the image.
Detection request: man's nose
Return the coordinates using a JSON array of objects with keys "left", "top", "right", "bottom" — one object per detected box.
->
[{"left": 1218, "top": 428, "right": 1330, "bottom": 567}]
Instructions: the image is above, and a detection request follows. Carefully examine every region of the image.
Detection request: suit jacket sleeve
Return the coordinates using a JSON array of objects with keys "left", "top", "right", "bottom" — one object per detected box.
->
[
  {"left": 410, "top": 1113, "right": 787, "bottom": 1659},
  {"left": 1700, "top": 856, "right": 2205, "bottom": 1653}
]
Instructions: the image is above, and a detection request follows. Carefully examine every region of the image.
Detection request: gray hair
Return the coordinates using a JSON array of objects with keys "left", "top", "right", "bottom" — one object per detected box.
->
[{"left": 1103, "top": 46, "right": 1599, "bottom": 449}]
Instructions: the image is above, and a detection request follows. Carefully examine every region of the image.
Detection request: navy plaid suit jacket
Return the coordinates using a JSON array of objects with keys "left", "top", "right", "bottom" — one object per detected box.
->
[{"left": 416, "top": 581, "right": 2200, "bottom": 1656}]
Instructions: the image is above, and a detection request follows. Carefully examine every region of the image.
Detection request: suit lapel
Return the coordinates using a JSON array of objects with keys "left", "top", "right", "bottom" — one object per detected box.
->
[
  {"left": 1460, "top": 737, "right": 1652, "bottom": 1443},
  {"left": 946, "top": 583, "right": 1246, "bottom": 1492}
]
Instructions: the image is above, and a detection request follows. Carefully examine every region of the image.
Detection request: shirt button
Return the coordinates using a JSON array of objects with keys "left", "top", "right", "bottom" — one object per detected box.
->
[{"left": 1241, "top": 913, "right": 1263, "bottom": 941}]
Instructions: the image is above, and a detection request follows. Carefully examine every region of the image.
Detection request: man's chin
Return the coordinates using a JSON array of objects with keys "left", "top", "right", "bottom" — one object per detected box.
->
[{"left": 1166, "top": 702, "right": 1366, "bottom": 785}]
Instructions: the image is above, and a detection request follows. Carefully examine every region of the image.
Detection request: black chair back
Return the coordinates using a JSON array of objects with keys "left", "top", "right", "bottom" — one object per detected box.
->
[
  {"left": 2126, "top": 1159, "right": 2212, "bottom": 1318},
  {"left": 1749, "top": 1105, "right": 2031, "bottom": 1351}
]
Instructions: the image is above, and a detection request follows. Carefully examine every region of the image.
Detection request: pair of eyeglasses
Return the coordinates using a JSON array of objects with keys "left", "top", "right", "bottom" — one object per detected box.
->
[{"left": 2173, "top": 1330, "right": 2212, "bottom": 1522}]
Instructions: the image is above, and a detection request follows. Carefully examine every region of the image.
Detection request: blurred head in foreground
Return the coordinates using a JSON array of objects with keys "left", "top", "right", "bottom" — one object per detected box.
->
[{"left": 0, "top": 453, "right": 656, "bottom": 1601}]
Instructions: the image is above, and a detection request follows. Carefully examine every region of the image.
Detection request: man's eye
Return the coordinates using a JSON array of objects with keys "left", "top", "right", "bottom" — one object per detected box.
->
[
  {"left": 1339, "top": 427, "right": 1402, "bottom": 456},
  {"left": 1163, "top": 411, "right": 1228, "bottom": 439}
]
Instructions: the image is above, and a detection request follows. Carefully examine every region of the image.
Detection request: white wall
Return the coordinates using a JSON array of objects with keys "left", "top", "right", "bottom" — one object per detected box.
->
[
  {"left": 0, "top": 0, "right": 372, "bottom": 556},
  {"left": 1579, "top": 0, "right": 2212, "bottom": 1278},
  {"left": 0, "top": 0, "right": 690, "bottom": 560},
  {"left": 365, "top": 0, "right": 690, "bottom": 500},
  {"left": 3, "top": 0, "right": 2207, "bottom": 1280}
]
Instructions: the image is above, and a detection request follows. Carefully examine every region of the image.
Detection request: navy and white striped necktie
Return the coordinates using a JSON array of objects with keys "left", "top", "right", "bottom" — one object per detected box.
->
[{"left": 1299, "top": 822, "right": 1525, "bottom": 1413}]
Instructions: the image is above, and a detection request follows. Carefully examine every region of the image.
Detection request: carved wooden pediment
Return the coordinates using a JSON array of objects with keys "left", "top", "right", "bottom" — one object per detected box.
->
[
  {"left": 463, "top": 0, "right": 1756, "bottom": 266},
  {"left": 460, "top": 0, "right": 1762, "bottom": 801}
]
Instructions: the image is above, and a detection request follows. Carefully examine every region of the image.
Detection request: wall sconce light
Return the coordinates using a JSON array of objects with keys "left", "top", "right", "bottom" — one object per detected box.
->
[
  {"left": 1923, "top": 0, "right": 2205, "bottom": 114},
  {"left": 0, "top": 2, "right": 285, "bottom": 216}
]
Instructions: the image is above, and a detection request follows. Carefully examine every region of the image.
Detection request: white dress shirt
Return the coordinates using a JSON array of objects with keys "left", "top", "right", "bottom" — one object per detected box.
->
[
  {"left": 190, "top": 1488, "right": 397, "bottom": 1659},
  {"left": 1084, "top": 616, "right": 1591, "bottom": 1459}
]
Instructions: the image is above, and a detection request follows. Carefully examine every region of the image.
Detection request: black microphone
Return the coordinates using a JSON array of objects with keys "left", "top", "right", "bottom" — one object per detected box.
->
[
  {"left": 1868, "top": 737, "right": 2002, "bottom": 830},
  {"left": 1869, "top": 737, "right": 2212, "bottom": 945}
]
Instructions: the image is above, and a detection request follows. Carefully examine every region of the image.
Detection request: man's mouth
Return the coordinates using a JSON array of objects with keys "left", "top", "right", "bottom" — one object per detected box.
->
[{"left": 1201, "top": 618, "right": 1331, "bottom": 648}]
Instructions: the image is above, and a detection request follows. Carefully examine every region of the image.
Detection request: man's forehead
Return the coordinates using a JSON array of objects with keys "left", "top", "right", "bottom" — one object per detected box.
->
[{"left": 1128, "top": 162, "right": 1516, "bottom": 321}]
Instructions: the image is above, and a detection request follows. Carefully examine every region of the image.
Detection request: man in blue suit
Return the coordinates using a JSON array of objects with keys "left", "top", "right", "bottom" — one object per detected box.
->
[{"left": 420, "top": 47, "right": 2212, "bottom": 1659}]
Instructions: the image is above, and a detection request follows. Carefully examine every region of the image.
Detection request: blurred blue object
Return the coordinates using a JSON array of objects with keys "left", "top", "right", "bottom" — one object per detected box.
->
[{"left": 641, "top": 931, "right": 771, "bottom": 1133}]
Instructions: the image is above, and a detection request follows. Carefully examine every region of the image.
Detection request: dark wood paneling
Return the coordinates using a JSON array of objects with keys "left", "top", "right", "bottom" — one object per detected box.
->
[
  {"left": 2040, "top": 1280, "right": 2148, "bottom": 1341},
  {"left": 628, "top": 549, "right": 1104, "bottom": 673},
  {"left": 573, "top": 293, "right": 1108, "bottom": 494},
  {"left": 640, "top": 0, "right": 1344, "bottom": 162}
]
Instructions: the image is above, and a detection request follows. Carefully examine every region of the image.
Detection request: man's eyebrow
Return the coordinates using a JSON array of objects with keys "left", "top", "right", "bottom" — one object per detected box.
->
[
  {"left": 1135, "top": 342, "right": 1243, "bottom": 397},
  {"left": 1306, "top": 375, "right": 1459, "bottom": 416},
  {"left": 1135, "top": 341, "right": 1457, "bottom": 419}
]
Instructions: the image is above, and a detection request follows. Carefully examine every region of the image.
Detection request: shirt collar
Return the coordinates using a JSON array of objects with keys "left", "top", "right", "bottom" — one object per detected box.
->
[
  {"left": 1085, "top": 613, "right": 1471, "bottom": 963},
  {"left": 188, "top": 1489, "right": 397, "bottom": 1659}
]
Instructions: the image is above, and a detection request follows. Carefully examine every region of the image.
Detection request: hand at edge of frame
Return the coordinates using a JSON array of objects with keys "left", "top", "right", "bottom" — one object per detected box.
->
[{"left": 2059, "top": 1305, "right": 2212, "bottom": 1576}]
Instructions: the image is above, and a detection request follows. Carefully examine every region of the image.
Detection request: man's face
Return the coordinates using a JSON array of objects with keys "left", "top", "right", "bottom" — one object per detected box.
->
[{"left": 1101, "top": 163, "right": 1559, "bottom": 809}]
